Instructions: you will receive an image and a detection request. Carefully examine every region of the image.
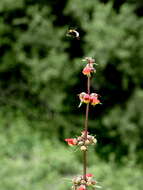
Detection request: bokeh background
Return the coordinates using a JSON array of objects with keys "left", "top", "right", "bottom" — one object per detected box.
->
[{"left": 0, "top": 0, "right": 143, "bottom": 189}]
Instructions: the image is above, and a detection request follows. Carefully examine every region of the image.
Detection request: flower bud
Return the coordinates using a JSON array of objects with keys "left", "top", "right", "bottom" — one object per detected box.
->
[
  {"left": 92, "top": 138, "right": 97, "bottom": 144},
  {"left": 85, "top": 139, "right": 90, "bottom": 145},
  {"left": 86, "top": 182, "right": 92, "bottom": 186},
  {"left": 82, "top": 57, "right": 95, "bottom": 64},
  {"left": 87, "top": 135, "right": 92, "bottom": 140},
  {"left": 81, "top": 131, "right": 89, "bottom": 137},
  {"left": 80, "top": 146, "right": 87, "bottom": 151},
  {"left": 81, "top": 180, "right": 86, "bottom": 184},
  {"left": 77, "top": 137, "right": 82, "bottom": 141},
  {"left": 91, "top": 180, "right": 97, "bottom": 185},
  {"left": 78, "top": 141, "right": 84, "bottom": 146},
  {"left": 74, "top": 177, "right": 82, "bottom": 184},
  {"left": 91, "top": 136, "right": 95, "bottom": 140}
]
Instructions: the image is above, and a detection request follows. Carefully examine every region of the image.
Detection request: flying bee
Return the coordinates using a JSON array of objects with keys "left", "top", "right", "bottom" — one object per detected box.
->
[{"left": 67, "top": 29, "right": 80, "bottom": 40}]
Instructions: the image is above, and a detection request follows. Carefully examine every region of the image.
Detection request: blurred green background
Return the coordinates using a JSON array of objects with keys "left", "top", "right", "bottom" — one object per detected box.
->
[{"left": 0, "top": 0, "right": 143, "bottom": 189}]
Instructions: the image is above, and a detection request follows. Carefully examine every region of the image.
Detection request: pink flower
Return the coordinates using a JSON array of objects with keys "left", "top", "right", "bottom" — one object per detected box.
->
[
  {"left": 65, "top": 138, "right": 77, "bottom": 146},
  {"left": 82, "top": 66, "right": 93, "bottom": 76},
  {"left": 77, "top": 185, "right": 86, "bottom": 190},
  {"left": 83, "top": 94, "right": 90, "bottom": 103},
  {"left": 79, "top": 92, "right": 86, "bottom": 102},
  {"left": 82, "top": 60, "right": 96, "bottom": 76},
  {"left": 79, "top": 93, "right": 90, "bottom": 105},
  {"left": 86, "top": 173, "right": 93, "bottom": 178},
  {"left": 90, "top": 93, "right": 100, "bottom": 106},
  {"left": 90, "top": 96, "right": 100, "bottom": 106}
]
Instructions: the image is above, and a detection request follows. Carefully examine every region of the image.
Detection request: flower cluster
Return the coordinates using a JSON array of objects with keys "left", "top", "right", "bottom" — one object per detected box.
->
[
  {"left": 72, "top": 173, "right": 97, "bottom": 190},
  {"left": 82, "top": 57, "right": 97, "bottom": 76},
  {"left": 79, "top": 92, "right": 101, "bottom": 107},
  {"left": 65, "top": 131, "right": 97, "bottom": 151}
]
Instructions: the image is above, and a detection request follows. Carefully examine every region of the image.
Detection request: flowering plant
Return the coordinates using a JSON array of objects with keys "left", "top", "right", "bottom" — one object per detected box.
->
[
  {"left": 66, "top": 30, "right": 101, "bottom": 190},
  {"left": 65, "top": 56, "right": 101, "bottom": 190}
]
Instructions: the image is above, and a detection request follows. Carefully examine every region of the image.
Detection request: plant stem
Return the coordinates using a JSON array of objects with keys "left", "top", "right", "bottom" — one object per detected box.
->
[
  {"left": 83, "top": 76, "right": 90, "bottom": 184},
  {"left": 87, "top": 76, "right": 90, "bottom": 94}
]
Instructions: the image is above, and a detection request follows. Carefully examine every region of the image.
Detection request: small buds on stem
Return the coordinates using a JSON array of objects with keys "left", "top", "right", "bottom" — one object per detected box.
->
[
  {"left": 72, "top": 174, "right": 97, "bottom": 190},
  {"left": 65, "top": 131, "right": 97, "bottom": 149}
]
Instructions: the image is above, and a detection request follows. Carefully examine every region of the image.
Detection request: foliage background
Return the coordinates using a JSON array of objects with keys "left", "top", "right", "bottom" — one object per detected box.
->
[{"left": 0, "top": 0, "right": 143, "bottom": 189}]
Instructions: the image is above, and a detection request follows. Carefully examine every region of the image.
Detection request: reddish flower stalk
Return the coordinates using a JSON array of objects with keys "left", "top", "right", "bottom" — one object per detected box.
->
[
  {"left": 83, "top": 76, "right": 90, "bottom": 183},
  {"left": 65, "top": 57, "right": 101, "bottom": 190}
]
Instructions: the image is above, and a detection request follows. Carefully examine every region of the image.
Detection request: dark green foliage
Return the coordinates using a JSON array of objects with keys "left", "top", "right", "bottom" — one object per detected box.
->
[
  {"left": 0, "top": 0, "right": 143, "bottom": 189},
  {"left": 0, "top": 0, "right": 143, "bottom": 161}
]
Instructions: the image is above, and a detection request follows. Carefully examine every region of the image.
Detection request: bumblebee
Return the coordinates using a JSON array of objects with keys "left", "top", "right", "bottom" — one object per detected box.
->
[{"left": 67, "top": 29, "right": 80, "bottom": 39}]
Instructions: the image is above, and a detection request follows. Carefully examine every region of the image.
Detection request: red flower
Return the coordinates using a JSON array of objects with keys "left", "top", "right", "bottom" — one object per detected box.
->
[
  {"left": 77, "top": 185, "right": 86, "bottom": 190},
  {"left": 90, "top": 93, "right": 100, "bottom": 106},
  {"left": 65, "top": 138, "right": 77, "bottom": 146},
  {"left": 86, "top": 173, "right": 93, "bottom": 177},
  {"left": 82, "top": 66, "right": 95, "bottom": 76},
  {"left": 90, "top": 96, "right": 100, "bottom": 106},
  {"left": 83, "top": 94, "right": 90, "bottom": 103},
  {"left": 79, "top": 93, "right": 90, "bottom": 104}
]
